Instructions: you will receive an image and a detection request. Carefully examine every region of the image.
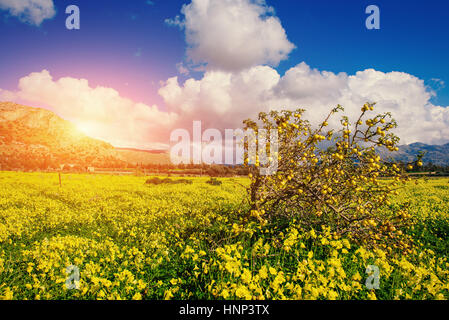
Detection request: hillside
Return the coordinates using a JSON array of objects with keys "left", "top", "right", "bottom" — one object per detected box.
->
[
  {"left": 115, "top": 148, "right": 170, "bottom": 165},
  {"left": 378, "top": 142, "right": 449, "bottom": 166},
  {"left": 0, "top": 102, "right": 125, "bottom": 169}
]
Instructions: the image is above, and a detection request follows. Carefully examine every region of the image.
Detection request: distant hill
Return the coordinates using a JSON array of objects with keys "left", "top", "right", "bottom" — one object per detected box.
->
[
  {"left": 115, "top": 148, "right": 170, "bottom": 165},
  {"left": 378, "top": 142, "right": 449, "bottom": 166},
  {"left": 0, "top": 102, "right": 171, "bottom": 169},
  {"left": 0, "top": 102, "right": 127, "bottom": 169},
  {"left": 1, "top": 101, "right": 448, "bottom": 169}
]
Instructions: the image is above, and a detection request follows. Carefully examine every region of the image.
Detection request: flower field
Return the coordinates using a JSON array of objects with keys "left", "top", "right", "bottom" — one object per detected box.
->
[{"left": 0, "top": 171, "right": 448, "bottom": 300}]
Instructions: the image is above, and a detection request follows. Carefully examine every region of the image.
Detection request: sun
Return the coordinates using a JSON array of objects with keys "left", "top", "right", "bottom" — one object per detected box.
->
[{"left": 75, "top": 121, "right": 99, "bottom": 137}]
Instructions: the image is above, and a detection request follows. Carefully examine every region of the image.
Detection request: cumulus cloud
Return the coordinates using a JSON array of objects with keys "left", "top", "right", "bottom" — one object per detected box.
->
[
  {"left": 159, "top": 65, "right": 279, "bottom": 129},
  {"left": 158, "top": 0, "right": 449, "bottom": 147},
  {"left": 2, "top": 65, "right": 448, "bottom": 149},
  {"left": 168, "top": 0, "right": 295, "bottom": 72},
  {"left": 429, "top": 78, "right": 446, "bottom": 91},
  {"left": 2, "top": 1, "right": 448, "bottom": 149},
  {"left": 0, "top": 70, "right": 178, "bottom": 149},
  {"left": 0, "top": 0, "right": 56, "bottom": 26},
  {"left": 160, "top": 62, "right": 449, "bottom": 145}
]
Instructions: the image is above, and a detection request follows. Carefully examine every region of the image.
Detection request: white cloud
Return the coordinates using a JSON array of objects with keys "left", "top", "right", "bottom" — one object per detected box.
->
[
  {"left": 2, "top": 64, "right": 448, "bottom": 149},
  {"left": 159, "top": 0, "right": 449, "bottom": 146},
  {"left": 430, "top": 78, "right": 446, "bottom": 91},
  {"left": 169, "top": 0, "right": 295, "bottom": 72},
  {"left": 0, "top": 0, "right": 56, "bottom": 26},
  {"left": 165, "top": 14, "right": 184, "bottom": 28},
  {"left": 159, "top": 65, "right": 280, "bottom": 129},
  {"left": 0, "top": 70, "right": 178, "bottom": 149},
  {"left": 159, "top": 62, "right": 449, "bottom": 145},
  {"left": 176, "top": 62, "right": 190, "bottom": 75}
]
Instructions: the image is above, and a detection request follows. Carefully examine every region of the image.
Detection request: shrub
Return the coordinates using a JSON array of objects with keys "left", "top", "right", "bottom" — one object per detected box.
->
[
  {"left": 206, "top": 177, "right": 223, "bottom": 186},
  {"left": 146, "top": 177, "right": 164, "bottom": 185},
  {"left": 176, "top": 179, "right": 193, "bottom": 184},
  {"left": 243, "top": 103, "right": 421, "bottom": 252}
]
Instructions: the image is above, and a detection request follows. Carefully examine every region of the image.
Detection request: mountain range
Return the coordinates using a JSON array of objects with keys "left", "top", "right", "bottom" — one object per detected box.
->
[
  {"left": 0, "top": 101, "right": 448, "bottom": 169},
  {"left": 378, "top": 142, "right": 449, "bottom": 166}
]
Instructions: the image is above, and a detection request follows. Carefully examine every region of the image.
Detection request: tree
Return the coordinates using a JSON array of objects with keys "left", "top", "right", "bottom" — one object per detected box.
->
[{"left": 243, "top": 103, "right": 421, "bottom": 251}]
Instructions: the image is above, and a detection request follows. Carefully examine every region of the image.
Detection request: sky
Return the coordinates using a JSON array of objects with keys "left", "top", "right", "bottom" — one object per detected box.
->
[{"left": 0, "top": 0, "right": 448, "bottom": 149}]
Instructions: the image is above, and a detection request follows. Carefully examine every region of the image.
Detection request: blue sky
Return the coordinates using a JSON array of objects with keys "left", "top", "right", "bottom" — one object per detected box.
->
[
  {"left": 277, "top": 0, "right": 449, "bottom": 104},
  {"left": 1, "top": 0, "right": 448, "bottom": 105},
  {"left": 0, "top": 0, "right": 188, "bottom": 107},
  {"left": 282, "top": 0, "right": 449, "bottom": 105},
  {"left": 0, "top": 0, "right": 448, "bottom": 148}
]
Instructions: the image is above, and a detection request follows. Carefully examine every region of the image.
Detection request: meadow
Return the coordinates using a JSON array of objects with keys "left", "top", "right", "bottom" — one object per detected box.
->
[{"left": 0, "top": 171, "right": 448, "bottom": 300}]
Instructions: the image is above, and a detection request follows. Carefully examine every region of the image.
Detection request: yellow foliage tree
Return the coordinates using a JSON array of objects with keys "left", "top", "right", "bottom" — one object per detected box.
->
[{"left": 243, "top": 103, "right": 421, "bottom": 251}]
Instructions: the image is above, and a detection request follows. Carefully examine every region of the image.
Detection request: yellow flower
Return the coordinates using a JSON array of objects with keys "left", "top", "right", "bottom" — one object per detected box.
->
[
  {"left": 132, "top": 293, "right": 142, "bottom": 300},
  {"left": 1, "top": 287, "right": 13, "bottom": 300},
  {"left": 241, "top": 268, "right": 252, "bottom": 284},
  {"left": 221, "top": 289, "right": 230, "bottom": 299},
  {"left": 367, "top": 291, "right": 377, "bottom": 300},
  {"left": 435, "top": 293, "right": 445, "bottom": 300},
  {"left": 328, "top": 290, "right": 339, "bottom": 300},
  {"left": 235, "top": 285, "right": 252, "bottom": 300},
  {"left": 164, "top": 289, "right": 174, "bottom": 300},
  {"left": 97, "top": 290, "right": 106, "bottom": 299},
  {"left": 352, "top": 272, "right": 362, "bottom": 281},
  {"left": 259, "top": 266, "right": 268, "bottom": 279}
]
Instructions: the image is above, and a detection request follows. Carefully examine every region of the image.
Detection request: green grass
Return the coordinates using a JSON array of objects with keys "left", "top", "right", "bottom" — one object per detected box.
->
[{"left": 0, "top": 172, "right": 448, "bottom": 300}]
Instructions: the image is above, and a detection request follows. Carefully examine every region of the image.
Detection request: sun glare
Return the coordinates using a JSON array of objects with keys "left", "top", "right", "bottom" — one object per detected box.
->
[{"left": 76, "top": 122, "right": 98, "bottom": 137}]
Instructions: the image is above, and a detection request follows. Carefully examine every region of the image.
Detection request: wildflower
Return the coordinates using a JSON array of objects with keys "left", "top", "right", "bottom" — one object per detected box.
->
[
  {"left": 259, "top": 266, "right": 268, "bottom": 279},
  {"left": 1, "top": 287, "right": 13, "bottom": 300},
  {"left": 132, "top": 293, "right": 142, "bottom": 300},
  {"left": 235, "top": 285, "right": 252, "bottom": 300},
  {"left": 164, "top": 289, "right": 174, "bottom": 300},
  {"left": 241, "top": 269, "right": 252, "bottom": 284}
]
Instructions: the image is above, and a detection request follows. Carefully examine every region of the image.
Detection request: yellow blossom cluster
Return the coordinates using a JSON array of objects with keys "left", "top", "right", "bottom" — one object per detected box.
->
[{"left": 0, "top": 172, "right": 448, "bottom": 300}]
